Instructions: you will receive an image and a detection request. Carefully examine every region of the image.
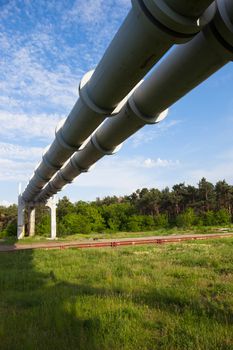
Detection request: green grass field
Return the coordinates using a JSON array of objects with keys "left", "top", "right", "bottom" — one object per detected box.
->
[{"left": 0, "top": 238, "right": 233, "bottom": 350}]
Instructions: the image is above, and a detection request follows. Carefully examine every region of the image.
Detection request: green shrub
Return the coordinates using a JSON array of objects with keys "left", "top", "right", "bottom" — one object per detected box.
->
[
  {"left": 215, "top": 209, "right": 231, "bottom": 225},
  {"left": 36, "top": 215, "right": 50, "bottom": 236},
  {"left": 61, "top": 213, "right": 91, "bottom": 234},
  {"left": 176, "top": 208, "right": 196, "bottom": 228},
  {"left": 126, "top": 215, "right": 144, "bottom": 232},
  {"left": 154, "top": 213, "right": 169, "bottom": 228}
]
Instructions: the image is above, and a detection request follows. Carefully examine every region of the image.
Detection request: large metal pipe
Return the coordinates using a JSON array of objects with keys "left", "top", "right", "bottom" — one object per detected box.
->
[
  {"left": 22, "top": 0, "right": 214, "bottom": 202},
  {"left": 36, "top": 0, "right": 233, "bottom": 202},
  {"left": 165, "top": 0, "right": 214, "bottom": 18}
]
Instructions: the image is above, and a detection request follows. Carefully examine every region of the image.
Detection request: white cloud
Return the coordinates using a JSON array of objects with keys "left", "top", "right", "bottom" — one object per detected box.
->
[
  {"left": 143, "top": 158, "right": 179, "bottom": 168},
  {"left": 0, "top": 142, "right": 43, "bottom": 161},
  {"left": 0, "top": 158, "right": 34, "bottom": 181},
  {"left": 0, "top": 200, "right": 13, "bottom": 207},
  {"left": 130, "top": 119, "right": 181, "bottom": 147},
  {"left": 70, "top": 155, "right": 180, "bottom": 193},
  {"left": 0, "top": 111, "right": 62, "bottom": 141}
]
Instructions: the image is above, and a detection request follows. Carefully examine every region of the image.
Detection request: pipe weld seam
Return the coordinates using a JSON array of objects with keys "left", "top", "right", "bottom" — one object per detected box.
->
[
  {"left": 58, "top": 171, "right": 73, "bottom": 184},
  {"left": 47, "top": 182, "right": 57, "bottom": 193},
  {"left": 29, "top": 179, "right": 43, "bottom": 191},
  {"left": 56, "top": 128, "right": 80, "bottom": 151},
  {"left": 33, "top": 171, "right": 48, "bottom": 185},
  {"left": 49, "top": 182, "right": 61, "bottom": 192},
  {"left": 134, "top": 0, "right": 203, "bottom": 39},
  {"left": 209, "top": 1, "right": 233, "bottom": 53},
  {"left": 91, "top": 134, "right": 117, "bottom": 155},
  {"left": 79, "top": 77, "right": 113, "bottom": 116},
  {"left": 35, "top": 168, "right": 50, "bottom": 183},
  {"left": 43, "top": 154, "right": 61, "bottom": 171},
  {"left": 209, "top": 22, "right": 233, "bottom": 56},
  {"left": 23, "top": 184, "right": 41, "bottom": 198},
  {"left": 128, "top": 96, "right": 160, "bottom": 125},
  {"left": 70, "top": 157, "right": 89, "bottom": 173}
]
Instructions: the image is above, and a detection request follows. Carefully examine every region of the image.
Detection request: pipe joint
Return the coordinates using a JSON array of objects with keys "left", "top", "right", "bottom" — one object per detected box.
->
[
  {"left": 80, "top": 70, "right": 130, "bottom": 117},
  {"left": 43, "top": 153, "right": 60, "bottom": 171},
  {"left": 213, "top": 0, "right": 233, "bottom": 52},
  {"left": 91, "top": 134, "right": 122, "bottom": 155},
  {"left": 79, "top": 71, "right": 113, "bottom": 115},
  {"left": 58, "top": 171, "right": 73, "bottom": 184},
  {"left": 70, "top": 157, "right": 89, "bottom": 173},
  {"left": 133, "top": 0, "right": 215, "bottom": 39},
  {"left": 33, "top": 172, "right": 47, "bottom": 187},
  {"left": 55, "top": 122, "right": 80, "bottom": 151},
  {"left": 128, "top": 96, "right": 169, "bottom": 124},
  {"left": 35, "top": 168, "right": 50, "bottom": 182}
]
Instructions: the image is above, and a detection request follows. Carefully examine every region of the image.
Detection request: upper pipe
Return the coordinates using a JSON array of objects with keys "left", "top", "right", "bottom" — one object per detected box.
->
[
  {"left": 36, "top": 0, "right": 233, "bottom": 202},
  {"left": 165, "top": 0, "right": 214, "bottom": 18},
  {"left": 23, "top": 0, "right": 215, "bottom": 202}
]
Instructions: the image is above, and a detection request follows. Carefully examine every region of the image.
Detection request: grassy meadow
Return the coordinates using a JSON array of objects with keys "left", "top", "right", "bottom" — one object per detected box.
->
[{"left": 0, "top": 237, "right": 233, "bottom": 349}]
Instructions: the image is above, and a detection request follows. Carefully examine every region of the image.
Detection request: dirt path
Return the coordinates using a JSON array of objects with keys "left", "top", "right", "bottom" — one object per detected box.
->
[{"left": 1, "top": 233, "right": 233, "bottom": 252}]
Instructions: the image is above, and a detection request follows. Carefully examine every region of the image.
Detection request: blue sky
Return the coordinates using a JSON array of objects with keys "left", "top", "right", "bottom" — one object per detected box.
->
[{"left": 0, "top": 0, "right": 233, "bottom": 206}]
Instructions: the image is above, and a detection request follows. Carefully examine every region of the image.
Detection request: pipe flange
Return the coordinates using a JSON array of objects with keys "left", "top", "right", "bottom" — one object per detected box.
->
[
  {"left": 80, "top": 71, "right": 143, "bottom": 117},
  {"left": 22, "top": 188, "right": 39, "bottom": 202},
  {"left": 214, "top": 0, "right": 233, "bottom": 49},
  {"left": 128, "top": 96, "right": 169, "bottom": 124},
  {"left": 42, "top": 153, "right": 60, "bottom": 171},
  {"left": 45, "top": 183, "right": 56, "bottom": 196},
  {"left": 70, "top": 156, "right": 89, "bottom": 173},
  {"left": 91, "top": 134, "right": 122, "bottom": 155},
  {"left": 33, "top": 171, "right": 48, "bottom": 186},
  {"left": 133, "top": 0, "right": 215, "bottom": 37},
  {"left": 79, "top": 70, "right": 113, "bottom": 115},
  {"left": 55, "top": 122, "right": 80, "bottom": 151},
  {"left": 58, "top": 171, "right": 73, "bottom": 184},
  {"left": 27, "top": 177, "right": 42, "bottom": 191},
  {"left": 35, "top": 168, "right": 50, "bottom": 182}
]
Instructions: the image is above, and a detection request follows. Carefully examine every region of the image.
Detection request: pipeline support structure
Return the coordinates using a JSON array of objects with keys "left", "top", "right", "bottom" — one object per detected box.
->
[{"left": 18, "top": 0, "right": 233, "bottom": 238}]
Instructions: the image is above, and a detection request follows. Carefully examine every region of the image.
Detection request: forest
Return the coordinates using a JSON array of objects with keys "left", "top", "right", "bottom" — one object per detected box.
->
[{"left": 1, "top": 178, "right": 233, "bottom": 237}]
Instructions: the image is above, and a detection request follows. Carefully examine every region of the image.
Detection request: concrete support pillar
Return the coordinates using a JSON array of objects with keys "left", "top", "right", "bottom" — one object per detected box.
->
[
  {"left": 17, "top": 195, "right": 25, "bottom": 240},
  {"left": 28, "top": 207, "right": 35, "bottom": 237},
  {"left": 46, "top": 196, "right": 57, "bottom": 239}
]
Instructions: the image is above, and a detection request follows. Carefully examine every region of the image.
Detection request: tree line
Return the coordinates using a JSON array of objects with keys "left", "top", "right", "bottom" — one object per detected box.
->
[{"left": 0, "top": 178, "right": 233, "bottom": 237}]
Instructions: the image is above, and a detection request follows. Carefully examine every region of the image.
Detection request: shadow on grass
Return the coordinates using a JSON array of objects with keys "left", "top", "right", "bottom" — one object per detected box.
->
[
  {"left": 0, "top": 244, "right": 232, "bottom": 350},
  {"left": 0, "top": 248, "right": 111, "bottom": 350}
]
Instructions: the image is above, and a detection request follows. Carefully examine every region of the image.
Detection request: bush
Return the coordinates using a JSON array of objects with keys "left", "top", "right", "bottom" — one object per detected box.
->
[
  {"left": 61, "top": 213, "right": 91, "bottom": 234},
  {"left": 215, "top": 209, "right": 231, "bottom": 225},
  {"left": 154, "top": 214, "right": 169, "bottom": 228},
  {"left": 142, "top": 215, "right": 155, "bottom": 231},
  {"left": 126, "top": 215, "right": 144, "bottom": 232},
  {"left": 202, "top": 211, "right": 215, "bottom": 226},
  {"left": 36, "top": 215, "right": 50, "bottom": 236},
  {"left": 176, "top": 208, "right": 196, "bottom": 228}
]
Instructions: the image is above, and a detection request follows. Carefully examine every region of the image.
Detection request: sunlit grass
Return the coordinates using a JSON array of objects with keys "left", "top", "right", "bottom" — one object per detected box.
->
[{"left": 0, "top": 238, "right": 233, "bottom": 349}]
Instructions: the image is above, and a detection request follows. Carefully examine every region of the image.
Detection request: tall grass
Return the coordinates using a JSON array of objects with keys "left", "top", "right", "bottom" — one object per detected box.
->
[{"left": 0, "top": 238, "right": 233, "bottom": 349}]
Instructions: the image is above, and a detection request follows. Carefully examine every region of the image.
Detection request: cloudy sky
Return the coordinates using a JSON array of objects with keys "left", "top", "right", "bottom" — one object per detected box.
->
[{"left": 0, "top": 0, "right": 233, "bottom": 206}]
